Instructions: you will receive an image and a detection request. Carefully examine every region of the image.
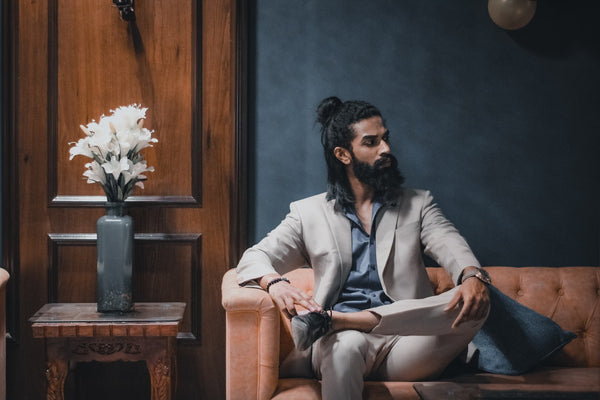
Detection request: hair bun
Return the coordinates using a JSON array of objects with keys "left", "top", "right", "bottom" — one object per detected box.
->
[{"left": 316, "top": 96, "right": 343, "bottom": 125}]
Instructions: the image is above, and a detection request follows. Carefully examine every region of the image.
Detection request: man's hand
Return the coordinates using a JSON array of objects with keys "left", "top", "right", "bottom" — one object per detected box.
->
[
  {"left": 260, "top": 274, "right": 321, "bottom": 319},
  {"left": 444, "top": 272, "right": 490, "bottom": 329}
]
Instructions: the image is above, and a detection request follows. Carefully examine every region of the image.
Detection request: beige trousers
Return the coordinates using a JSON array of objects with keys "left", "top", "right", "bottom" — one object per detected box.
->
[{"left": 308, "top": 287, "right": 488, "bottom": 400}]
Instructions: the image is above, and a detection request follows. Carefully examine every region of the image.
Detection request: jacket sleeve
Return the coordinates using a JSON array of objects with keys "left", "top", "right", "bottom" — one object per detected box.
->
[
  {"left": 419, "top": 190, "right": 480, "bottom": 284},
  {"left": 236, "top": 202, "right": 310, "bottom": 285}
]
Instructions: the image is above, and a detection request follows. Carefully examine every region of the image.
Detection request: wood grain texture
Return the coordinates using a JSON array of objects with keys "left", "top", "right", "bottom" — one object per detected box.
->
[
  {"left": 53, "top": 0, "right": 195, "bottom": 201},
  {"left": 4, "top": 0, "right": 246, "bottom": 398}
]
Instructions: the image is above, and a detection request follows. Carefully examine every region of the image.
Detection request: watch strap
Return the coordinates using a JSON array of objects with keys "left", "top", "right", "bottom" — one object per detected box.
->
[{"left": 460, "top": 268, "right": 491, "bottom": 285}]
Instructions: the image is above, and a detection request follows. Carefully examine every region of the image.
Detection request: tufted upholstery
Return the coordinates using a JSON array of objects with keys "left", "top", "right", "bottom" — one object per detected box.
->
[{"left": 222, "top": 267, "right": 600, "bottom": 399}]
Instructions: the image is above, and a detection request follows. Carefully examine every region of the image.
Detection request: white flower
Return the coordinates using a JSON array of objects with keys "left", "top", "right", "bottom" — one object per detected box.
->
[
  {"left": 69, "top": 137, "right": 94, "bottom": 160},
  {"left": 115, "top": 127, "right": 158, "bottom": 157},
  {"left": 69, "top": 104, "right": 157, "bottom": 202},
  {"left": 134, "top": 128, "right": 159, "bottom": 152},
  {"left": 82, "top": 161, "right": 106, "bottom": 184},
  {"left": 115, "top": 127, "right": 138, "bottom": 157},
  {"left": 87, "top": 119, "right": 119, "bottom": 157},
  {"left": 122, "top": 160, "right": 155, "bottom": 184},
  {"left": 110, "top": 105, "right": 147, "bottom": 132},
  {"left": 101, "top": 157, "right": 130, "bottom": 180}
]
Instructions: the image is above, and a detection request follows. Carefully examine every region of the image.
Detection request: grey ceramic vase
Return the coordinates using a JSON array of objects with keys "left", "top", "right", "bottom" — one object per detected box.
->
[{"left": 96, "top": 202, "right": 134, "bottom": 313}]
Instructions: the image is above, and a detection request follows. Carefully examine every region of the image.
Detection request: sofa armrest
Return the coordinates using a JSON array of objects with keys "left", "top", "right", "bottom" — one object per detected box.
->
[{"left": 222, "top": 268, "right": 281, "bottom": 400}]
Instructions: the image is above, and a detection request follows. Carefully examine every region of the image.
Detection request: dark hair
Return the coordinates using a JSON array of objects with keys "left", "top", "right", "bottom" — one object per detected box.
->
[{"left": 316, "top": 96, "right": 382, "bottom": 209}]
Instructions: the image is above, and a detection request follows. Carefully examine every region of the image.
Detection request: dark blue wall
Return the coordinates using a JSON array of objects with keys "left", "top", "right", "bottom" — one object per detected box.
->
[{"left": 248, "top": 0, "right": 600, "bottom": 266}]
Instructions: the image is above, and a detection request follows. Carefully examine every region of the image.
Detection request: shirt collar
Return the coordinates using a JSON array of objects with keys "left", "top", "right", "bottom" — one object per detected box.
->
[{"left": 343, "top": 201, "right": 384, "bottom": 231}]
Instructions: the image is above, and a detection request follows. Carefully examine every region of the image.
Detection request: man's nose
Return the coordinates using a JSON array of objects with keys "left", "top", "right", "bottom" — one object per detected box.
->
[{"left": 379, "top": 140, "right": 390, "bottom": 154}]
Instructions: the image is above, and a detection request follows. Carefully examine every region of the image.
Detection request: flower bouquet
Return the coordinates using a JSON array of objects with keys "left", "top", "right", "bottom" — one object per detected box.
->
[
  {"left": 69, "top": 104, "right": 157, "bottom": 201},
  {"left": 70, "top": 104, "right": 157, "bottom": 312}
]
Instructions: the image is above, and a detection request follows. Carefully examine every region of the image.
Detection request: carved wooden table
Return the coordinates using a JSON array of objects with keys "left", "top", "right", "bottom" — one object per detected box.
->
[{"left": 30, "top": 302, "right": 185, "bottom": 400}]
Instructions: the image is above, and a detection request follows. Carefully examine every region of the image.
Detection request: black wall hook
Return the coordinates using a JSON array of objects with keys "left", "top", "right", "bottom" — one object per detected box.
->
[{"left": 113, "top": 0, "right": 135, "bottom": 22}]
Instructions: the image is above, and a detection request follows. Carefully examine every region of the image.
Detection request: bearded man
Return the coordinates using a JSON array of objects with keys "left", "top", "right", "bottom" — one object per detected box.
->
[{"left": 236, "top": 97, "right": 490, "bottom": 400}]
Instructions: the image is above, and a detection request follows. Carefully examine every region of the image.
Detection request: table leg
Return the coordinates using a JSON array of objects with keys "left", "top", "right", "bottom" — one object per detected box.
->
[
  {"left": 147, "top": 356, "right": 172, "bottom": 400},
  {"left": 170, "top": 342, "right": 178, "bottom": 398},
  {"left": 45, "top": 358, "right": 68, "bottom": 400}
]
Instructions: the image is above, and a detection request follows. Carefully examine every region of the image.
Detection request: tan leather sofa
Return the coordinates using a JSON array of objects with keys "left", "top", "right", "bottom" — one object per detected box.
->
[
  {"left": 0, "top": 268, "right": 9, "bottom": 400},
  {"left": 221, "top": 266, "right": 600, "bottom": 399}
]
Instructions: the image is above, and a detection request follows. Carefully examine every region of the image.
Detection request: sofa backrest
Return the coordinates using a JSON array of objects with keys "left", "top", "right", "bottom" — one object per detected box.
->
[{"left": 280, "top": 266, "right": 599, "bottom": 369}]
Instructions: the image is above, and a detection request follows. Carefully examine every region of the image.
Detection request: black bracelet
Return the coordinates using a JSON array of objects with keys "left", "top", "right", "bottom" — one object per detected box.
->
[{"left": 266, "top": 277, "right": 290, "bottom": 293}]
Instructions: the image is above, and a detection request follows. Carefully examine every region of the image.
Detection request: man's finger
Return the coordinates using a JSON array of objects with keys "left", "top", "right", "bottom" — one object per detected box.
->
[
  {"left": 307, "top": 298, "right": 322, "bottom": 312},
  {"left": 299, "top": 298, "right": 320, "bottom": 312},
  {"left": 452, "top": 297, "right": 474, "bottom": 328},
  {"left": 295, "top": 298, "right": 311, "bottom": 311},
  {"left": 452, "top": 308, "right": 467, "bottom": 329},
  {"left": 283, "top": 297, "right": 297, "bottom": 317},
  {"left": 294, "top": 291, "right": 321, "bottom": 312},
  {"left": 275, "top": 298, "right": 293, "bottom": 319},
  {"left": 444, "top": 291, "right": 462, "bottom": 312}
]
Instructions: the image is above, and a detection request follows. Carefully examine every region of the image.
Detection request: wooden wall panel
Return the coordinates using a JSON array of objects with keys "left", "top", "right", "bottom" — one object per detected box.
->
[
  {"left": 49, "top": 235, "right": 97, "bottom": 303},
  {"left": 48, "top": 233, "right": 201, "bottom": 340},
  {"left": 133, "top": 234, "right": 201, "bottom": 340},
  {"left": 51, "top": 0, "right": 201, "bottom": 205},
  {"left": 4, "top": 0, "right": 246, "bottom": 398}
]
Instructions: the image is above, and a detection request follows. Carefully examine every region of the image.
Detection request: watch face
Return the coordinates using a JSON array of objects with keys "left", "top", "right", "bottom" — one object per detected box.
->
[{"left": 477, "top": 270, "right": 492, "bottom": 284}]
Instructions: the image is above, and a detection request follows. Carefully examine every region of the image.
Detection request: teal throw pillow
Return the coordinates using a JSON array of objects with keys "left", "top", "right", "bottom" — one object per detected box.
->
[{"left": 471, "top": 285, "right": 576, "bottom": 375}]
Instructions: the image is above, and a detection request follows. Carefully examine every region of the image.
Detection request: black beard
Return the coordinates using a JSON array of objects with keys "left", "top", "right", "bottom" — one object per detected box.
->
[{"left": 352, "top": 153, "right": 405, "bottom": 203}]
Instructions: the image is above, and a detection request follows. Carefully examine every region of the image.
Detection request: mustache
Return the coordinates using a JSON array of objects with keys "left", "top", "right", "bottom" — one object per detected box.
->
[{"left": 374, "top": 153, "right": 398, "bottom": 169}]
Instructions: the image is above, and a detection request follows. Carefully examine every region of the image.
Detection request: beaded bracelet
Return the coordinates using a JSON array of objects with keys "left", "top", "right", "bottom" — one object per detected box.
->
[{"left": 266, "top": 277, "right": 290, "bottom": 293}]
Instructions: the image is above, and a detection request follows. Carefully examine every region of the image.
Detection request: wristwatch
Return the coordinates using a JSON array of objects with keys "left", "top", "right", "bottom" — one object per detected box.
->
[{"left": 460, "top": 268, "right": 492, "bottom": 285}]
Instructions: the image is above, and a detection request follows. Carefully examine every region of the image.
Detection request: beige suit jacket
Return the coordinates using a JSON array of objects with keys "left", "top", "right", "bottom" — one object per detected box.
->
[{"left": 237, "top": 188, "right": 480, "bottom": 308}]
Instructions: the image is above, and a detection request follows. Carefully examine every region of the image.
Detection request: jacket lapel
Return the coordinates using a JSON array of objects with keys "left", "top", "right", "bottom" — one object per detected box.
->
[
  {"left": 323, "top": 200, "right": 352, "bottom": 290},
  {"left": 375, "top": 202, "right": 401, "bottom": 282}
]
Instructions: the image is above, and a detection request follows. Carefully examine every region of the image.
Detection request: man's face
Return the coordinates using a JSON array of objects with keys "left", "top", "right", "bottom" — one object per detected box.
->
[
  {"left": 345, "top": 116, "right": 404, "bottom": 198},
  {"left": 348, "top": 116, "right": 391, "bottom": 169}
]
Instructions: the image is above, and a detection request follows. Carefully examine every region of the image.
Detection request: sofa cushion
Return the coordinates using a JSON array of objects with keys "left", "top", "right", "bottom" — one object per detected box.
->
[
  {"left": 273, "top": 368, "right": 600, "bottom": 399},
  {"left": 448, "top": 366, "right": 600, "bottom": 391},
  {"left": 272, "top": 378, "right": 420, "bottom": 400},
  {"left": 472, "top": 285, "right": 576, "bottom": 375}
]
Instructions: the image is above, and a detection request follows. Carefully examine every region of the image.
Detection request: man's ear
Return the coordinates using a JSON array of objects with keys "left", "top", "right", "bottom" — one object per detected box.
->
[{"left": 334, "top": 147, "right": 352, "bottom": 165}]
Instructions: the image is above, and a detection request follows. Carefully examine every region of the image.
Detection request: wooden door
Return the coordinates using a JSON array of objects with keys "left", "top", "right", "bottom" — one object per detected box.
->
[{"left": 2, "top": 0, "right": 246, "bottom": 398}]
